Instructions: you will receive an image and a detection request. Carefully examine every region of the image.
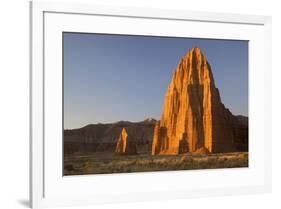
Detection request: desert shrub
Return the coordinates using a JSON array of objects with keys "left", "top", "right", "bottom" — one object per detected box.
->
[{"left": 64, "top": 152, "right": 249, "bottom": 175}]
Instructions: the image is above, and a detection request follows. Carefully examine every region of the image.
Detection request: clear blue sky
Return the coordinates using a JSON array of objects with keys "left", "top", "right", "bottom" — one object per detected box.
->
[{"left": 64, "top": 32, "right": 248, "bottom": 129}]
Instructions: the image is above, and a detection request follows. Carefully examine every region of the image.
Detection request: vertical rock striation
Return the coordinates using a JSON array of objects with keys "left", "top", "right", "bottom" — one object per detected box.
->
[
  {"left": 115, "top": 128, "right": 137, "bottom": 155},
  {"left": 152, "top": 47, "right": 237, "bottom": 155}
]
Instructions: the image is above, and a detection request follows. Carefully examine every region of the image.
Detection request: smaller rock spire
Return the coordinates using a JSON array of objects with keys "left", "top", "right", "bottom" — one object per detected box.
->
[{"left": 115, "top": 128, "right": 137, "bottom": 155}]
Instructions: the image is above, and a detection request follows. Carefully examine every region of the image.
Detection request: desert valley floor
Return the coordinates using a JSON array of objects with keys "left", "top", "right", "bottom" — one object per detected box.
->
[{"left": 64, "top": 152, "right": 248, "bottom": 175}]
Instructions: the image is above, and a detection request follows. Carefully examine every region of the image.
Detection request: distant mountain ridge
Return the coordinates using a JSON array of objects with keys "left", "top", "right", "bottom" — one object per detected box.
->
[{"left": 64, "top": 119, "right": 157, "bottom": 155}]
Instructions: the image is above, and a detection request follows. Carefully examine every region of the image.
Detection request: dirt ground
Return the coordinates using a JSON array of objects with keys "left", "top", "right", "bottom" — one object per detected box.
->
[{"left": 64, "top": 152, "right": 248, "bottom": 175}]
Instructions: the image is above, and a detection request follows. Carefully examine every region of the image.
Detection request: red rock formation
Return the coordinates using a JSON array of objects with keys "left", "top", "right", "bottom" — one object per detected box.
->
[
  {"left": 115, "top": 128, "right": 137, "bottom": 155},
  {"left": 193, "top": 147, "right": 210, "bottom": 154},
  {"left": 152, "top": 47, "right": 237, "bottom": 155}
]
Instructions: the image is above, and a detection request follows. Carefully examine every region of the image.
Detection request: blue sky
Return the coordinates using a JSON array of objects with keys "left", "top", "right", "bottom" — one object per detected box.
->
[{"left": 64, "top": 32, "right": 248, "bottom": 129}]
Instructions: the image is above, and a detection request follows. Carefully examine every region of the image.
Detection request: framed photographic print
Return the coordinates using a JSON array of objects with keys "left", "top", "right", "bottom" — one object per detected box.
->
[{"left": 30, "top": 1, "right": 272, "bottom": 208}]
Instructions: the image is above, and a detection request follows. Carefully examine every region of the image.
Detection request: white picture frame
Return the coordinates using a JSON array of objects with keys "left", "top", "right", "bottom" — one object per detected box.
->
[{"left": 30, "top": 1, "right": 272, "bottom": 208}]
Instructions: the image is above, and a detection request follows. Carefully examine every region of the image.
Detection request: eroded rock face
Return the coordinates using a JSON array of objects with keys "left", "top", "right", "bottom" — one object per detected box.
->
[
  {"left": 152, "top": 47, "right": 237, "bottom": 155},
  {"left": 115, "top": 128, "right": 137, "bottom": 155}
]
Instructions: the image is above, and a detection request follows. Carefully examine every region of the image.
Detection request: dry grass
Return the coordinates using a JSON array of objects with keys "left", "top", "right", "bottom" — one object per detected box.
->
[{"left": 64, "top": 152, "right": 248, "bottom": 175}]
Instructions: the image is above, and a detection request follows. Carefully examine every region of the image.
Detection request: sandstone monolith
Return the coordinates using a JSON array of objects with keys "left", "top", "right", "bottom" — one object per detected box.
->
[
  {"left": 152, "top": 47, "right": 237, "bottom": 155},
  {"left": 115, "top": 128, "right": 137, "bottom": 155}
]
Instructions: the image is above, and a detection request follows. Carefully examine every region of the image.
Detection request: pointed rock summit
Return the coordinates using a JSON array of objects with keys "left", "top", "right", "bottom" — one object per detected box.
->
[
  {"left": 115, "top": 128, "right": 137, "bottom": 155},
  {"left": 152, "top": 47, "right": 237, "bottom": 155}
]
